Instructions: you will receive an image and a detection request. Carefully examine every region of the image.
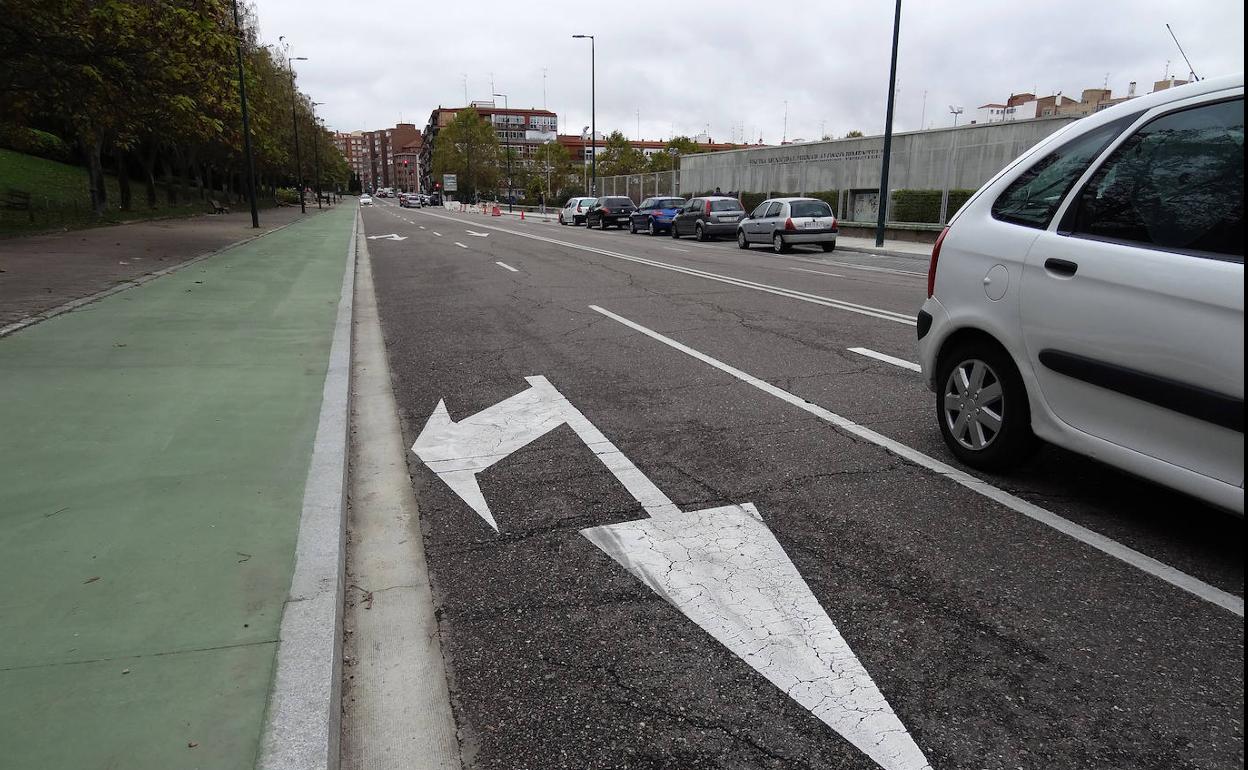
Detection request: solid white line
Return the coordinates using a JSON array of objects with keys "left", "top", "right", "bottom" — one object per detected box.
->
[
  {"left": 413, "top": 210, "right": 915, "bottom": 325},
  {"left": 848, "top": 346, "right": 922, "bottom": 372},
  {"left": 495, "top": 261, "right": 519, "bottom": 272},
  {"left": 791, "top": 267, "right": 845, "bottom": 278},
  {"left": 454, "top": 242, "right": 467, "bottom": 249},
  {"left": 822, "top": 260, "right": 925, "bottom": 278},
  {"left": 588, "top": 304, "right": 1245, "bottom": 618}
]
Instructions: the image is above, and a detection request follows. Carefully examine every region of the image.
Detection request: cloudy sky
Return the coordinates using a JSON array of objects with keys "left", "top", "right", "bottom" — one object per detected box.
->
[{"left": 256, "top": 0, "right": 1244, "bottom": 143}]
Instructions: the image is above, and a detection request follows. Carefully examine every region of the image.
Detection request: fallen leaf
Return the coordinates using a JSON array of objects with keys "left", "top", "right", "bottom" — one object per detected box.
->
[
  {"left": 83, "top": 576, "right": 100, "bottom": 584},
  {"left": 187, "top": 742, "right": 198, "bottom": 749}
]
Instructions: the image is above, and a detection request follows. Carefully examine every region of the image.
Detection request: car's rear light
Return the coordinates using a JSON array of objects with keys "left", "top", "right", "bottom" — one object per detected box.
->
[
  {"left": 704, "top": 200, "right": 712, "bottom": 215},
  {"left": 830, "top": 216, "right": 837, "bottom": 228},
  {"left": 784, "top": 217, "right": 795, "bottom": 231},
  {"left": 928, "top": 226, "right": 949, "bottom": 298},
  {"left": 601, "top": 207, "right": 610, "bottom": 214}
]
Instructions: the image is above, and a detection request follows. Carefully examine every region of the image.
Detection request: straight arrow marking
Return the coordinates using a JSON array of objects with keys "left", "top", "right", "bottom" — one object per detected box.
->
[{"left": 466, "top": 230, "right": 490, "bottom": 237}]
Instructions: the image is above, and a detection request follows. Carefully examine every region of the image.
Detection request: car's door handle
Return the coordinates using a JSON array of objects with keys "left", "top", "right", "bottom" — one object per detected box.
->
[{"left": 1044, "top": 258, "right": 1079, "bottom": 277}]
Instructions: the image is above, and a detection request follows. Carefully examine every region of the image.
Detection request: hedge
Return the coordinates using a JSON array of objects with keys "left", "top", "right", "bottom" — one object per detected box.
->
[
  {"left": 889, "top": 189, "right": 976, "bottom": 223},
  {"left": 0, "top": 125, "right": 72, "bottom": 163}
]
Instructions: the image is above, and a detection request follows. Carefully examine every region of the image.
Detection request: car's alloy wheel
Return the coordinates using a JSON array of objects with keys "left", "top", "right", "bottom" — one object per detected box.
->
[
  {"left": 671, "top": 223, "right": 680, "bottom": 239},
  {"left": 942, "top": 359, "right": 1004, "bottom": 451},
  {"left": 935, "top": 341, "right": 1037, "bottom": 470},
  {"left": 696, "top": 223, "right": 707, "bottom": 241},
  {"left": 648, "top": 220, "right": 657, "bottom": 236},
  {"left": 772, "top": 234, "right": 787, "bottom": 253},
  {"left": 629, "top": 220, "right": 637, "bottom": 233},
  {"left": 737, "top": 230, "right": 749, "bottom": 249}
]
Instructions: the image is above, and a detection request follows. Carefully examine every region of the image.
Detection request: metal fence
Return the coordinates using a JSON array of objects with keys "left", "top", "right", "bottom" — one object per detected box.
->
[{"left": 594, "top": 170, "right": 680, "bottom": 201}]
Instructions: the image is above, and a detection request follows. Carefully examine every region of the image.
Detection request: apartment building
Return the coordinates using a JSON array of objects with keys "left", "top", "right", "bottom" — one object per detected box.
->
[
  {"left": 420, "top": 101, "right": 558, "bottom": 190},
  {"left": 333, "top": 123, "right": 422, "bottom": 191}
]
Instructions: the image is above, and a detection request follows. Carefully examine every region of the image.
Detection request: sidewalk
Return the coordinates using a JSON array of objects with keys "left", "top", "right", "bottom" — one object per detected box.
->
[
  {"left": 0, "top": 205, "right": 326, "bottom": 330},
  {"left": 0, "top": 204, "right": 355, "bottom": 769}
]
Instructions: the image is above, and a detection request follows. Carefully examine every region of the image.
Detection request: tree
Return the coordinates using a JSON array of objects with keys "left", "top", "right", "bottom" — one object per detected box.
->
[
  {"left": 530, "top": 141, "right": 575, "bottom": 200},
  {"left": 596, "top": 130, "right": 646, "bottom": 177},
  {"left": 843, "top": 130, "right": 865, "bottom": 139},
  {"left": 431, "top": 108, "right": 499, "bottom": 201}
]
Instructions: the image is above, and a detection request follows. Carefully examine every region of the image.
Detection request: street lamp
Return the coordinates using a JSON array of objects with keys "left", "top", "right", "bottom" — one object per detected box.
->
[
  {"left": 279, "top": 36, "right": 307, "bottom": 214},
  {"left": 230, "top": 0, "right": 259, "bottom": 227},
  {"left": 938, "top": 106, "right": 964, "bottom": 224},
  {"left": 311, "top": 101, "right": 324, "bottom": 209},
  {"left": 493, "top": 92, "right": 513, "bottom": 212},
  {"left": 572, "top": 34, "right": 596, "bottom": 195}
]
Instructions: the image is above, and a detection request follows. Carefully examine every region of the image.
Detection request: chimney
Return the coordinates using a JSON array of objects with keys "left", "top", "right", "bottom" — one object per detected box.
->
[{"left": 1128, "top": 81, "right": 1137, "bottom": 97}]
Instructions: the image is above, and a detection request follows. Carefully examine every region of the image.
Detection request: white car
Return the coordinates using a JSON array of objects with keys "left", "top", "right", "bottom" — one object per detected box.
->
[
  {"left": 558, "top": 196, "right": 597, "bottom": 226},
  {"left": 359, "top": 194, "right": 372, "bottom": 206},
  {"left": 916, "top": 73, "right": 1244, "bottom": 515}
]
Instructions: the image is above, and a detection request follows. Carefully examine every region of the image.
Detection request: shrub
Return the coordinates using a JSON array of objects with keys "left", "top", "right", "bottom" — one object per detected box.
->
[
  {"left": 0, "top": 125, "right": 72, "bottom": 162},
  {"left": 889, "top": 189, "right": 977, "bottom": 223},
  {"left": 740, "top": 192, "right": 767, "bottom": 212}
]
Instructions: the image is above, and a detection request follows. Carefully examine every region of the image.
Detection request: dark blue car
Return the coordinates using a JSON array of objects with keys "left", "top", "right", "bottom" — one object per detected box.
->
[{"left": 628, "top": 196, "right": 687, "bottom": 235}]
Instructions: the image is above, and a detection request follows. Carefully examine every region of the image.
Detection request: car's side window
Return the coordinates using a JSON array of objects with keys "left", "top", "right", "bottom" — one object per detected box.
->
[
  {"left": 764, "top": 202, "right": 783, "bottom": 218},
  {"left": 1066, "top": 98, "right": 1244, "bottom": 260},
  {"left": 750, "top": 203, "right": 769, "bottom": 218},
  {"left": 991, "top": 112, "right": 1141, "bottom": 229},
  {"left": 685, "top": 199, "right": 700, "bottom": 213}
]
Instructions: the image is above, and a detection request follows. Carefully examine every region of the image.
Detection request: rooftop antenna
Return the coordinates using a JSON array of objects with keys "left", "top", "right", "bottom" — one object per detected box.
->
[
  {"left": 1168, "top": 24, "right": 1198, "bottom": 81},
  {"left": 461, "top": 74, "right": 468, "bottom": 104},
  {"left": 782, "top": 100, "right": 788, "bottom": 143},
  {"left": 542, "top": 67, "right": 548, "bottom": 108}
]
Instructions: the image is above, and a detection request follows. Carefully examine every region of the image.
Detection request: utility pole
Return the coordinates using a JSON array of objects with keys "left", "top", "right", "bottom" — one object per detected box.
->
[
  {"left": 493, "top": 93, "right": 512, "bottom": 212},
  {"left": 311, "top": 103, "right": 324, "bottom": 209},
  {"left": 874, "top": 0, "right": 902, "bottom": 247},
  {"left": 573, "top": 35, "right": 596, "bottom": 195},
  {"left": 939, "top": 106, "right": 963, "bottom": 224},
  {"left": 231, "top": 0, "right": 259, "bottom": 227}
]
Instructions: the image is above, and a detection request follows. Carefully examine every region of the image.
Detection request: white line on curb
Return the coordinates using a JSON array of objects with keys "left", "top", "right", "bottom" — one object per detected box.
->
[
  {"left": 848, "top": 346, "right": 922, "bottom": 372},
  {"left": 588, "top": 304, "right": 1245, "bottom": 618},
  {"left": 495, "top": 261, "right": 519, "bottom": 272}
]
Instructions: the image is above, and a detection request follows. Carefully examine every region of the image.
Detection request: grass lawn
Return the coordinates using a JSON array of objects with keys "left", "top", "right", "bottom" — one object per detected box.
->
[{"left": 0, "top": 149, "right": 241, "bottom": 237}]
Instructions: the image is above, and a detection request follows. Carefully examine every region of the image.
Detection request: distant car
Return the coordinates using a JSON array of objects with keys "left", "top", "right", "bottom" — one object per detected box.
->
[
  {"left": 559, "top": 196, "right": 597, "bottom": 226},
  {"left": 629, "top": 197, "right": 686, "bottom": 235},
  {"left": 359, "top": 194, "right": 372, "bottom": 206},
  {"left": 429, "top": 192, "right": 442, "bottom": 206},
  {"left": 586, "top": 196, "right": 637, "bottom": 229},
  {"left": 671, "top": 196, "right": 746, "bottom": 240},
  {"left": 737, "top": 198, "right": 838, "bottom": 253},
  {"left": 917, "top": 74, "right": 1244, "bottom": 515}
]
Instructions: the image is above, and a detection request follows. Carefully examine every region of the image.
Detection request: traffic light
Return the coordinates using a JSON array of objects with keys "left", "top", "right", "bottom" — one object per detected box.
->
[{"left": 434, "top": 182, "right": 441, "bottom": 190}]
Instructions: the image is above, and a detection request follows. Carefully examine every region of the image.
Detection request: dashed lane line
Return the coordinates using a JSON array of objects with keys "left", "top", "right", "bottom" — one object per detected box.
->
[
  {"left": 790, "top": 267, "right": 845, "bottom": 278},
  {"left": 588, "top": 304, "right": 1245, "bottom": 619},
  {"left": 848, "top": 346, "right": 922, "bottom": 372},
  {"left": 495, "top": 261, "right": 519, "bottom": 272},
  {"left": 454, "top": 242, "right": 468, "bottom": 249}
]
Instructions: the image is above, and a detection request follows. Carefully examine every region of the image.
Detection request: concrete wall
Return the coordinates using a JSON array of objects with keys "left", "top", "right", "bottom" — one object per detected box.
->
[{"left": 678, "top": 116, "right": 1077, "bottom": 196}]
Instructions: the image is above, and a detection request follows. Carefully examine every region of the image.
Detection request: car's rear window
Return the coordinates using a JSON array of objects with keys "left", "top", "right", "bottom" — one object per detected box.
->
[
  {"left": 605, "top": 197, "right": 633, "bottom": 206},
  {"left": 656, "top": 198, "right": 684, "bottom": 208},
  {"left": 710, "top": 200, "right": 742, "bottom": 211},
  {"left": 790, "top": 200, "right": 833, "bottom": 217}
]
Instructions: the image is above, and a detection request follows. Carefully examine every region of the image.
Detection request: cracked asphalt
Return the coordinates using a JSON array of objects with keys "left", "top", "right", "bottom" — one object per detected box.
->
[{"left": 361, "top": 200, "right": 1244, "bottom": 770}]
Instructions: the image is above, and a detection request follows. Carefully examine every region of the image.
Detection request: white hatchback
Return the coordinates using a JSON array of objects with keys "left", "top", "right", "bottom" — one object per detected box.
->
[
  {"left": 916, "top": 74, "right": 1244, "bottom": 515},
  {"left": 559, "top": 196, "right": 596, "bottom": 226}
]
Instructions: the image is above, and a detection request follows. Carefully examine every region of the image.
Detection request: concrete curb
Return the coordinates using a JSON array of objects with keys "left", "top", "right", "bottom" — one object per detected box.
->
[
  {"left": 834, "top": 243, "right": 929, "bottom": 261},
  {"left": 0, "top": 216, "right": 309, "bottom": 339},
  {"left": 257, "top": 210, "right": 357, "bottom": 770}
]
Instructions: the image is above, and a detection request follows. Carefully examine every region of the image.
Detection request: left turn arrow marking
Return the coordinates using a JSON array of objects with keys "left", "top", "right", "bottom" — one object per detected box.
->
[{"left": 366, "top": 233, "right": 407, "bottom": 241}]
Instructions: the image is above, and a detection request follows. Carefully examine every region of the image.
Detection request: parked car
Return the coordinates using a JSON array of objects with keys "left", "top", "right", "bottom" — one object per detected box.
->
[
  {"left": 359, "top": 194, "right": 372, "bottom": 206},
  {"left": 429, "top": 192, "right": 442, "bottom": 206},
  {"left": 737, "top": 198, "right": 838, "bottom": 252},
  {"left": 671, "top": 196, "right": 746, "bottom": 240},
  {"left": 559, "top": 196, "right": 597, "bottom": 226},
  {"left": 629, "top": 197, "right": 686, "bottom": 235},
  {"left": 586, "top": 196, "right": 638, "bottom": 229},
  {"left": 399, "top": 193, "right": 419, "bottom": 208},
  {"left": 916, "top": 73, "right": 1244, "bottom": 515}
]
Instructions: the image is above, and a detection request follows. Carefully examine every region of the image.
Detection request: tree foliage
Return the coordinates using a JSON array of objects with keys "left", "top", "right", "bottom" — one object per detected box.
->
[
  {"left": 0, "top": 0, "right": 350, "bottom": 216},
  {"left": 596, "top": 131, "right": 647, "bottom": 177},
  {"left": 430, "top": 108, "right": 500, "bottom": 201}
]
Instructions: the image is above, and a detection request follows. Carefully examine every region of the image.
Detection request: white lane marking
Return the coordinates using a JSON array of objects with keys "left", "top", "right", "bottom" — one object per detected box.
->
[
  {"left": 412, "top": 210, "right": 915, "bottom": 325},
  {"left": 432, "top": 232, "right": 442, "bottom": 237},
  {"left": 414, "top": 376, "right": 930, "bottom": 768},
  {"left": 583, "top": 507, "right": 932, "bottom": 770},
  {"left": 822, "top": 260, "right": 925, "bottom": 278},
  {"left": 419, "top": 226, "right": 426, "bottom": 230},
  {"left": 411, "top": 375, "right": 680, "bottom": 530},
  {"left": 454, "top": 242, "right": 468, "bottom": 249},
  {"left": 466, "top": 230, "right": 489, "bottom": 237},
  {"left": 588, "top": 305, "right": 1245, "bottom": 618},
  {"left": 790, "top": 267, "right": 845, "bottom": 278},
  {"left": 848, "top": 346, "right": 922, "bottom": 372},
  {"left": 664, "top": 246, "right": 690, "bottom": 252},
  {"left": 367, "top": 233, "right": 407, "bottom": 241},
  {"left": 495, "top": 261, "right": 519, "bottom": 272}
]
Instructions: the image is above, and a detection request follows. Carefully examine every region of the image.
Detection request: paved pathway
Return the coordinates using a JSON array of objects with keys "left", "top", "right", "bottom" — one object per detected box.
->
[{"left": 0, "top": 204, "right": 355, "bottom": 770}]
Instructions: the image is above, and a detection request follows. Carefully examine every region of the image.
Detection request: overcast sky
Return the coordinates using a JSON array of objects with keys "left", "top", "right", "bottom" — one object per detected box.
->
[{"left": 256, "top": 0, "right": 1244, "bottom": 143}]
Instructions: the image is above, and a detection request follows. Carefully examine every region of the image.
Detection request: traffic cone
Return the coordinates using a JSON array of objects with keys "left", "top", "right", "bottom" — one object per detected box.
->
[
  {"left": 491, "top": 205, "right": 501, "bottom": 217},
  {"left": 520, "top": 210, "right": 525, "bottom": 221}
]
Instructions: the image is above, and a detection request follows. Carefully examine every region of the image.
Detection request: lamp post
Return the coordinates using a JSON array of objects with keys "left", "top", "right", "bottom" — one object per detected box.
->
[
  {"left": 279, "top": 37, "right": 307, "bottom": 214},
  {"left": 874, "top": 0, "right": 902, "bottom": 247},
  {"left": 572, "top": 34, "right": 596, "bottom": 195},
  {"left": 312, "top": 101, "right": 323, "bottom": 209},
  {"left": 493, "top": 92, "right": 513, "bottom": 212},
  {"left": 938, "top": 106, "right": 963, "bottom": 224},
  {"left": 230, "top": 0, "right": 259, "bottom": 227}
]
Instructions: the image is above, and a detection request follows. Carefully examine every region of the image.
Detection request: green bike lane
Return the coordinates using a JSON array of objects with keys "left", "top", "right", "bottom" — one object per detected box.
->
[{"left": 0, "top": 205, "right": 354, "bottom": 769}]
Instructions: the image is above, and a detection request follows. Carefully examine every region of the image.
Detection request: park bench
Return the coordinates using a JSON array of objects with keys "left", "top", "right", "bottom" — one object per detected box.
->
[
  {"left": 2, "top": 189, "right": 33, "bottom": 221},
  {"left": 208, "top": 198, "right": 230, "bottom": 214}
]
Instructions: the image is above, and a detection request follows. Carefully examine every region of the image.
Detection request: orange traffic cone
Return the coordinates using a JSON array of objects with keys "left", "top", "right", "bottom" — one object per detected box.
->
[
  {"left": 520, "top": 210, "right": 525, "bottom": 221},
  {"left": 491, "top": 205, "right": 501, "bottom": 217}
]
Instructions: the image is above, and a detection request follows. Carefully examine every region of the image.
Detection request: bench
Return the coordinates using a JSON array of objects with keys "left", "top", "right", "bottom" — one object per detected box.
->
[
  {"left": 2, "top": 189, "right": 33, "bottom": 221},
  {"left": 208, "top": 198, "right": 230, "bottom": 214}
]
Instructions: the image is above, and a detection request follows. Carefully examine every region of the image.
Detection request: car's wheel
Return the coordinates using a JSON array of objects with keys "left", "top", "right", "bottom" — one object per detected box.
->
[
  {"left": 648, "top": 219, "right": 657, "bottom": 236},
  {"left": 772, "top": 233, "right": 789, "bottom": 253},
  {"left": 935, "top": 340, "right": 1037, "bottom": 470},
  {"left": 737, "top": 230, "right": 750, "bottom": 249},
  {"left": 671, "top": 223, "right": 680, "bottom": 239},
  {"left": 821, "top": 241, "right": 836, "bottom": 252},
  {"left": 629, "top": 219, "right": 638, "bottom": 234},
  {"left": 696, "top": 223, "right": 709, "bottom": 241}
]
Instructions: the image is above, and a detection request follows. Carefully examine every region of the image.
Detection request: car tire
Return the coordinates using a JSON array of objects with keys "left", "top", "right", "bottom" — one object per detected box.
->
[
  {"left": 934, "top": 340, "right": 1037, "bottom": 471},
  {"left": 671, "top": 223, "right": 680, "bottom": 239},
  {"left": 629, "top": 220, "right": 638, "bottom": 234},
  {"left": 737, "top": 230, "right": 750, "bottom": 249},
  {"left": 648, "top": 220, "right": 657, "bottom": 236},
  {"left": 772, "top": 234, "right": 789, "bottom": 253},
  {"left": 821, "top": 241, "right": 836, "bottom": 252},
  {"left": 696, "top": 223, "right": 708, "bottom": 241}
]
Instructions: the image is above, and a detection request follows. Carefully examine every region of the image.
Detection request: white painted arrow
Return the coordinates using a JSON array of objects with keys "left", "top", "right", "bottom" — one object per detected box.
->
[
  {"left": 411, "top": 377, "right": 930, "bottom": 769},
  {"left": 582, "top": 506, "right": 930, "bottom": 770},
  {"left": 465, "top": 230, "right": 490, "bottom": 237},
  {"left": 366, "top": 233, "right": 408, "bottom": 241}
]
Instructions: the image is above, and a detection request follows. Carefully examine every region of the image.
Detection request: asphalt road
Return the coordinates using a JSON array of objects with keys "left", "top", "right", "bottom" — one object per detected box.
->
[{"left": 360, "top": 199, "right": 1244, "bottom": 770}]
